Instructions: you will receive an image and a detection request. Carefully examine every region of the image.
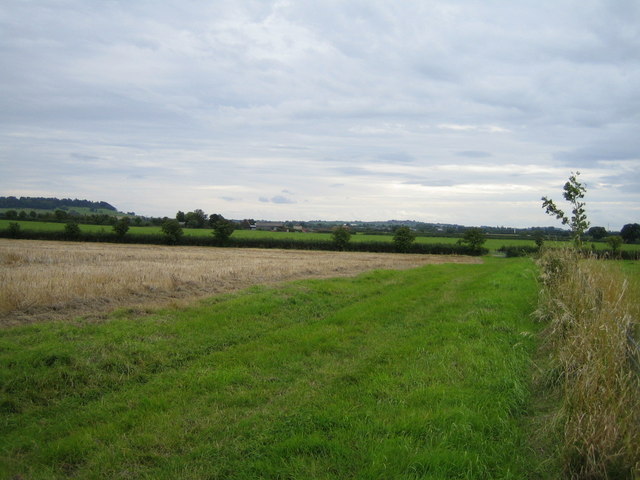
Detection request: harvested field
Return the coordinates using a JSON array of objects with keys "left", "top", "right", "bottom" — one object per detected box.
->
[{"left": 0, "top": 239, "right": 481, "bottom": 325}]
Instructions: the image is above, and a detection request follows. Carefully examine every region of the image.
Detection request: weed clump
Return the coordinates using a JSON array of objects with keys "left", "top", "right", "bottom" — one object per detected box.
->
[{"left": 535, "top": 248, "right": 640, "bottom": 478}]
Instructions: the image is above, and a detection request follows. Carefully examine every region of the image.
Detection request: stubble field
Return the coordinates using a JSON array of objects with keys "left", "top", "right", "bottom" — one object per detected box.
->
[{"left": 0, "top": 239, "right": 480, "bottom": 326}]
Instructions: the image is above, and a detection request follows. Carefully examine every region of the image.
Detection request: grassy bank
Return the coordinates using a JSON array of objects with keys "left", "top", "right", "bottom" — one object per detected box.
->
[
  {"left": 0, "top": 258, "right": 546, "bottom": 479},
  {"left": 535, "top": 250, "right": 640, "bottom": 478}
]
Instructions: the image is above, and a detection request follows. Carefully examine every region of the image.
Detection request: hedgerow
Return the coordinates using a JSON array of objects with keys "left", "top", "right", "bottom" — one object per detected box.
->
[{"left": 0, "top": 228, "right": 488, "bottom": 255}]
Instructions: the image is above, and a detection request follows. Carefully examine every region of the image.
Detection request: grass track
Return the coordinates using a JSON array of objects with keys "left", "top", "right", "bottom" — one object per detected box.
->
[{"left": 1, "top": 258, "right": 544, "bottom": 478}]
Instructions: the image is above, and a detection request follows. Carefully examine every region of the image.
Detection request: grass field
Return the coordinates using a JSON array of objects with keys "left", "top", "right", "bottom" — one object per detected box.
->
[
  {"left": 0, "top": 246, "right": 549, "bottom": 479},
  {"left": 3, "top": 219, "right": 638, "bottom": 252}
]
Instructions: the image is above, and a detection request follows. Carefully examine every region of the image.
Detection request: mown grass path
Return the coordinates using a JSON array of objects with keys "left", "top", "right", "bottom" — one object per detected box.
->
[{"left": 1, "top": 258, "right": 542, "bottom": 479}]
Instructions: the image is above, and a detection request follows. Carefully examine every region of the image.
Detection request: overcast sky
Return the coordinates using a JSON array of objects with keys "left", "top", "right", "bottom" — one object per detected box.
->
[{"left": 1, "top": 1, "right": 639, "bottom": 229}]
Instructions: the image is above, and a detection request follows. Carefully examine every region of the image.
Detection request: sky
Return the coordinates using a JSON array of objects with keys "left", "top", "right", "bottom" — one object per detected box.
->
[{"left": 1, "top": 1, "right": 639, "bottom": 229}]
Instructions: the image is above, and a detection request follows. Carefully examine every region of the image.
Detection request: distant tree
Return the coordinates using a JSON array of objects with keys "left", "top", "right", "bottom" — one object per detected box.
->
[
  {"left": 587, "top": 226, "right": 608, "bottom": 240},
  {"left": 185, "top": 209, "right": 207, "bottom": 228},
  {"left": 113, "top": 217, "right": 130, "bottom": 237},
  {"left": 620, "top": 223, "right": 640, "bottom": 243},
  {"left": 7, "top": 222, "right": 21, "bottom": 238},
  {"left": 459, "top": 228, "right": 486, "bottom": 250},
  {"left": 605, "top": 235, "right": 623, "bottom": 254},
  {"left": 29, "top": 210, "right": 37, "bottom": 219},
  {"left": 393, "top": 226, "right": 416, "bottom": 252},
  {"left": 64, "top": 221, "right": 81, "bottom": 239},
  {"left": 213, "top": 219, "right": 235, "bottom": 243},
  {"left": 332, "top": 225, "right": 351, "bottom": 250},
  {"left": 208, "top": 213, "right": 224, "bottom": 228},
  {"left": 18, "top": 211, "right": 27, "bottom": 219},
  {"left": 54, "top": 209, "right": 68, "bottom": 222},
  {"left": 175, "top": 211, "right": 186, "bottom": 223},
  {"left": 4, "top": 210, "right": 18, "bottom": 220},
  {"left": 541, "top": 172, "right": 589, "bottom": 247},
  {"left": 161, "top": 219, "right": 183, "bottom": 245},
  {"left": 532, "top": 230, "right": 545, "bottom": 248}
]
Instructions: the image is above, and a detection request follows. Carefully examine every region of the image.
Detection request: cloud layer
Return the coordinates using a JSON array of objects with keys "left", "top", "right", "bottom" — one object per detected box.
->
[{"left": 1, "top": 0, "right": 639, "bottom": 229}]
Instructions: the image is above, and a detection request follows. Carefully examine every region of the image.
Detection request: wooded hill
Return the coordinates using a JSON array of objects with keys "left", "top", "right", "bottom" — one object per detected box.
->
[{"left": 0, "top": 196, "right": 116, "bottom": 212}]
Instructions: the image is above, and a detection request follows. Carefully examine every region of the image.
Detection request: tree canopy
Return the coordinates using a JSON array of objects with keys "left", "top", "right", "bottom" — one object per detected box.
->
[{"left": 0, "top": 196, "right": 116, "bottom": 211}]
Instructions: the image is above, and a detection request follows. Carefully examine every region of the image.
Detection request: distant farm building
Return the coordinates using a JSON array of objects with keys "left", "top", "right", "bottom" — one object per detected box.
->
[{"left": 254, "top": 222, "right": 286, "bottom": 231}]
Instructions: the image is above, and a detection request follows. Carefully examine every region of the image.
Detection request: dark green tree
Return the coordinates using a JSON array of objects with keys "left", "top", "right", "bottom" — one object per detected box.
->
[
  {"left": 541, "top": 172, "right": 590, "bottom": 247},
  {"left": 587, "top": 226, "right": 608, "bottom": 240},
  {"left": 113, "top": 217, "right": 130, "bottom": 237},
  {"left": 332, "top": 225, "right": 351, "bottom": 250},
  {"left": 161, "top": 219, "right": 183, "bottom": 245},
  {"left": 605, "top": 235, "right": 623, "bottom": 254},
  {"left": 620, "top": 223, "right": 640, "bottom": 243},
  {"left": 533, "top": 230, "right": 545, "bottom": 248},
  {"left": 459, "top": 228, "right": 486, "bottom": 250},
  {"left": 175, "top": 211, "right": 186, "bottom": 223},
  {"left": 208, "top": 213, "right": 224, "bottom": 228},
  {"left": 213, "top": 219, "right": 235, "bottom": 243},
  {"left": 4, "top": 210, "right": 18, "bottom": 220},
  {"left": 7, "top": 222, "right": 21, "bottom": 238},
  {"left": 393, "top": 226, "right": 416, "bottom": 252},
  {"left": 54, "top": 209, "right": 68, "bottom": 222},
  {"left": 185, "top": 209, "right": 207, "bottom": 228},
  {"left": 64, "top": 221, "right": 81, "bottom": 239}
]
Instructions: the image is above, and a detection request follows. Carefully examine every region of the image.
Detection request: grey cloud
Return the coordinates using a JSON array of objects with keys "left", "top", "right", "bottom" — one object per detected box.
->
[
  {"left": 333, "top": 166, "right": 407, "bottom": 178},
  {"left": 258, "top": 195, "right": 296, "bottom": 204},
  {"left": 599, "top": 171, "right": 640, "bottom": 195},
  {"left": 333, "top": 167, "right": 372, "bottom": 176},
  {"left": 271, "top": 195, "right": 295, "bottom": 204},
  {"left": 375, "top": 152, "right": 414, "bottom": 164},
  {"left": 404, "top": 179, "right": 455, "bottom": 187},
  {"left": 554, "top": 138, "right": 640, "bottom": 166},
  {"left": 1, "top": 1, "right": 639, "bottom": 227},
  {"left": 456, "top": 151, "right": 492, "bottom": 158},
  {"left": 70, "top": 152, "right": 101, "bottom": 162}
]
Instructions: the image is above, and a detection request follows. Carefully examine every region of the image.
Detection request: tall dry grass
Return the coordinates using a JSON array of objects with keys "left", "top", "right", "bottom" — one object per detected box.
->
[
  {"left": 536, "top": 248, "right": 640, "bottom": 479},
  {"left": 0, "top": 239, "right": 480, "bottom": 324}
]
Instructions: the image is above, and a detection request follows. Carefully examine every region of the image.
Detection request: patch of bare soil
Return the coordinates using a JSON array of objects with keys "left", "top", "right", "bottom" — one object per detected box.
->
[{"left": 0, "top": 239, "right": 481, "bottom": 326}]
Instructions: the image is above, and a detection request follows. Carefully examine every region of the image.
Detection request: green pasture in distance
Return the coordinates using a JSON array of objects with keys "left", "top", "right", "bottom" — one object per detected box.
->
[
  {"left": 2, "top": 219, "right": 639, "bottom": 252},
  {"left": 226, "top": 229, "right": 546, "bottom": 250},
  {"left": 0, "top": 219, "right": 67, "bottom": 232},
  {"left": 0, "top": 220, "right": 183, "bottom": 236},
  {"left": 0, "top": 258, "right": 557, "bottom": 478}
]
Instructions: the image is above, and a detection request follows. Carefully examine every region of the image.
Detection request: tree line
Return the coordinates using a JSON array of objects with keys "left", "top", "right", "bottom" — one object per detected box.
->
[{"left": 0, "top": 196, "right": 116, "bottom": 211}]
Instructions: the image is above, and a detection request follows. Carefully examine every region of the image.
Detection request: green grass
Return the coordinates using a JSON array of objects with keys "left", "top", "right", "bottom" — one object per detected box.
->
[
  {"left": 3, "top": 219, "right": 640, "bottom": 253},
  {"left": 0, "top": 258, "right": 551, "bottom": 479}
]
